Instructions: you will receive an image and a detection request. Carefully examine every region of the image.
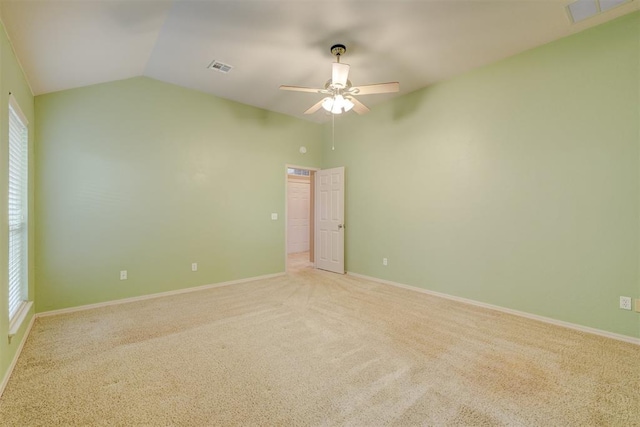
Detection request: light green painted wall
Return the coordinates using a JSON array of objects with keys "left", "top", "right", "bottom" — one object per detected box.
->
[
  {"left": 32, "top": 13, "right": 640, "bottom": 340},
  {"left": 323, "top": 13, "right": 640, "bottom": 338},
  {"left": 0, "top": 20, "right": 35, "bottom": 387},
  {"left": 35, "top": 77, "right": 322, "bottom": 312}
]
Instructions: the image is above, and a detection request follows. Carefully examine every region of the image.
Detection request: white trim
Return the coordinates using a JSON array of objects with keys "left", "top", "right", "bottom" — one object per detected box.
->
[
  {"left": 347, "top": 272, "right": 640, "bottom": 346},
  {"left": 284, "top": 164, "right": 319, "bottom": 273},
  {"left": 0, "top": 313, "right": 35, "bottom": 398},
  {"left": 9, "top": 93, "right": 29, "bottom": 125},
  {"left": 37, "top": 272, "right": 285, "bottom": 318},
  {"left": 8, "top": 301, "right": 33, "bottom": 338}
]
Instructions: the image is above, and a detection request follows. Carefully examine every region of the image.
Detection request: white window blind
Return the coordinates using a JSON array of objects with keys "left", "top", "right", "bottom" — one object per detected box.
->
[{"left": 8, "top": 96, "right": 28, "bottom": 322}]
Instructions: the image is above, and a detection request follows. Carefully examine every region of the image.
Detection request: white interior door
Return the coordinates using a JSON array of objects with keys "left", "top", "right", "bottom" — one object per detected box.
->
[
  {"left": 287, "top": 179, "right": 310, "bottom": 254},
  {"left": 315, "top": 167, "right": 345, "bottom": 274}
]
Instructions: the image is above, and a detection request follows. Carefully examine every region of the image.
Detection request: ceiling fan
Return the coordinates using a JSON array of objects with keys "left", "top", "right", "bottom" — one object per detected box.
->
[{"left": 280, "top": 44, "right": 399, "bottom": 115}]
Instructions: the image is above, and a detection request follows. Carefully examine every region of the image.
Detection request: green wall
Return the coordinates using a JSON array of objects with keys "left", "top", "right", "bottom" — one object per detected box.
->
[
  {"left": 0, "top": 21, "right": 35, "bottom": 388},
  {"left": 324, "top": 13, "right": 640, "bottom": 338},
  {"left": 35, "top": 77, "right": 322, "bottom": 312},
  {"left": 33, "top": 13, "right": 639, "bottom": 340}
]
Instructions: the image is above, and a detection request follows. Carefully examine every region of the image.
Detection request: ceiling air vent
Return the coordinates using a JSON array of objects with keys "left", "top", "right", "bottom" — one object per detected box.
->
[
  {"left": 566, "top": 0, "right": 633, "bottom": 23},
  {"left": 208, "top": 60, "right": 233, "bottom": 74}
]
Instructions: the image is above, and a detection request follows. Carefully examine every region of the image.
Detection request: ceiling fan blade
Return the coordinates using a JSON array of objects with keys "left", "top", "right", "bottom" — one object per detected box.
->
[
  {"left": 280, "top": 85, "right": 325, "bottom": 93},
  {"left": 348, "top": 97, "right": 370, "bottom": 115},
  {"left": 304, "top": 98, "right": 326, "bottom": 115},
  {"left": 332, "top": 62, "right": 350, "bottom": 88},
  {"left": 350, "top": 82, "right": 399, "bottom": 95}
]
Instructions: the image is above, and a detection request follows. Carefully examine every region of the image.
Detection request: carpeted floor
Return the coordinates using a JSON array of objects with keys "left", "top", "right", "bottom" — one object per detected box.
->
[{"left": 1, "top": 253, "right": 639, "bottom": 426}]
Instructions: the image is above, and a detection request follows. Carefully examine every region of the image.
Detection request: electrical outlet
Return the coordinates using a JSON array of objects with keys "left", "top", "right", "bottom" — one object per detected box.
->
[
  {"left": 271, "top": 213, "right": 278, "bottom": 220},
  {"left": 120, "top": 270, "right": 127, "bottom": 280},
  {"left": 191, "top": 263, "right": 198, "bottom": 272},
  {"left": 619, "top": 296, "right": 632, "bottom": 310},
  {"left": 382, "top": 258, "right": 388, "bottom": 266}
]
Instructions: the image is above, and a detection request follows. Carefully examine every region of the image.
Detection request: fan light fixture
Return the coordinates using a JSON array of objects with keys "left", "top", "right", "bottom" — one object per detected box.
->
[
  {"left": 322, "top": 95, "right": 354, "bottom": 115},
  {"left": 279, "top": 44, "right": 399, "bottom": 116}
]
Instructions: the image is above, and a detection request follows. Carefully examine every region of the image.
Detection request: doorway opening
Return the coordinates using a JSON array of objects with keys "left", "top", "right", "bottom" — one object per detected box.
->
[{"left": 285, "top": 166, "right": 316, "bottom": 272}]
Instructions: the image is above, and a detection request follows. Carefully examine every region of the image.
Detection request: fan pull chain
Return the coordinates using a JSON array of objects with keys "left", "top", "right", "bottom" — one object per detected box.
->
[{"left": 332, "top": 114, "right": 335, "bottom": 151}]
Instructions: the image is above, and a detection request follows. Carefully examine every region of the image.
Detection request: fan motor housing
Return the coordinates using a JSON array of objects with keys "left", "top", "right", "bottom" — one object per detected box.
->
[{"left": 331, "top": 44, "right": 346, "bottom": 57}]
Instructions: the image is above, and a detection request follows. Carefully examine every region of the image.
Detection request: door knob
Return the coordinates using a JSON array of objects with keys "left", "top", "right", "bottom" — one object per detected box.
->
[{"left": 338, "top": 224, "right": 344, "bottom": 229}]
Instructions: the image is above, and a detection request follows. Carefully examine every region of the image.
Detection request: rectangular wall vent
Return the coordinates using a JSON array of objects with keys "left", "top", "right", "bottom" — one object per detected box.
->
[
  {"left": 208, "top": 60, "right": 233, "bottom": 73},
  {"left": 566, "top": 0, "right": 633, "bottom": 23}
]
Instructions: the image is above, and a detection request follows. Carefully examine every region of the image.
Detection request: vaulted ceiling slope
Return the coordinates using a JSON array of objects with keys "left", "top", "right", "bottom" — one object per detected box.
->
[{"left": 1, "top": 0, "right": 637, "bottom": 122}]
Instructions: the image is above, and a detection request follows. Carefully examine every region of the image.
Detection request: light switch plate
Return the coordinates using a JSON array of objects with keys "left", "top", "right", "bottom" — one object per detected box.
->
[{"left": 271, "top": 213, "right": 278, "bottom": 220}]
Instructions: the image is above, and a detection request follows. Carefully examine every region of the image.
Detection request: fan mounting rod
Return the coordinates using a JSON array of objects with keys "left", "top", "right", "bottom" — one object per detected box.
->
[{"left": 331, "top": 44, "right": 346, "bottom": 63}]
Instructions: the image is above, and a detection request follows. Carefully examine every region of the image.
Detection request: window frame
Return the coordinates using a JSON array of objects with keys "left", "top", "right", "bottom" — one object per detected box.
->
[{"left": 7, "top": 94, "right": 31, "bottom": 337}]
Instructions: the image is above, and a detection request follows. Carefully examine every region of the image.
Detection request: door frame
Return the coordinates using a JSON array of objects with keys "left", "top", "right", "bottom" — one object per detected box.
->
[{"left": 284, "top": 164, "right": 320, "bottom": 273}]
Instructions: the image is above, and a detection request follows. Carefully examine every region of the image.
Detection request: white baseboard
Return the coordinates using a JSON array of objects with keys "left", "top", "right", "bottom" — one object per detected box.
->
[
  {"left": 37, "top": 272, "right": 286, "bottom": 318},
  {"left": 347, "top": 272, "right": 640, "bottom": 346},
  {"left": 0, "top": 313, "right": 36, "bottom": 398}
]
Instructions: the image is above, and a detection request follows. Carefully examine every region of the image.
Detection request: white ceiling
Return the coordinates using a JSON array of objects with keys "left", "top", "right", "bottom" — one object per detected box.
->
[{"left": 0, "top": 0, "right": 637, "bottom": 123}]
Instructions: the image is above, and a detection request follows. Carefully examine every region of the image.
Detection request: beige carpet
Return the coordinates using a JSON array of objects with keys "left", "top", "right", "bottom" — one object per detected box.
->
[{"left": 1, "top": 253, "right": 639, "bottom": 426}]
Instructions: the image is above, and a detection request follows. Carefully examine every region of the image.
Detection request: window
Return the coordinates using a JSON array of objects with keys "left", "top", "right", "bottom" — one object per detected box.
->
[
  {"left": 287, "top": 168, "right": 310, "bottom": 176},
  {"left": 8, "top": 95, "right": 29, "bottom": 331}
]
